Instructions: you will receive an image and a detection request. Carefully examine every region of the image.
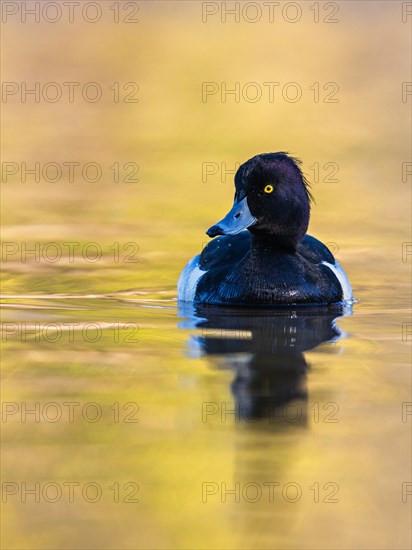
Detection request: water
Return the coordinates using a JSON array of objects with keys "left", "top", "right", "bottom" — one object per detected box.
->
[
  {"left": 2, "top": 2, "right": 411, "bottom": 548},
  {"left": 1, "top": 280, "right": 411, "bottom": 549}
]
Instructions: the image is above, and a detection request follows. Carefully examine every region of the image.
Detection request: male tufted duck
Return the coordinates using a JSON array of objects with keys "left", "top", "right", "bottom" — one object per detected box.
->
[{"left": 178, "top": 152, "right": 353, "bottom": 306}]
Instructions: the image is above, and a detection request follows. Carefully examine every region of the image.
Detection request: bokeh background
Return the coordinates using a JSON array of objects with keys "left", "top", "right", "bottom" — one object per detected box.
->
[{"left": 1, "top": 1, "right": 411, "bottom": 549}]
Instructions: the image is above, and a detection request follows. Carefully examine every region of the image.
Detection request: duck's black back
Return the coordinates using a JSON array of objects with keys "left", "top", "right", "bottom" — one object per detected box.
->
[{"left": 195, "top": 232, "right": 342, "bottom": 306}]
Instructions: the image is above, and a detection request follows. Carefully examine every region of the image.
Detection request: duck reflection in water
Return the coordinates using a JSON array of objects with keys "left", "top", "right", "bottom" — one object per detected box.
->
[{"left": 179, "top": 304, "right": 351, "bottom": 427}]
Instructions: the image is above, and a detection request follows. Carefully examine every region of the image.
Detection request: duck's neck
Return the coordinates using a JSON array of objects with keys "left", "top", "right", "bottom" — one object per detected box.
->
[{"left": 250, "top": 233, "right": 299, "bottom": 254}]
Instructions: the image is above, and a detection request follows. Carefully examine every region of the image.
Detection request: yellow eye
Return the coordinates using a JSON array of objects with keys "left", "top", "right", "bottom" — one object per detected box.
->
[{"left": 264, "top": 185, "right": 273, "bottom": 194}]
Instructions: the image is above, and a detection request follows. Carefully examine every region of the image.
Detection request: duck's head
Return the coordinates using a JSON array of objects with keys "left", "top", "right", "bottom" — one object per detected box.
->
[{"left": 206, "top": 152, "right": 313, "bottom": 249}]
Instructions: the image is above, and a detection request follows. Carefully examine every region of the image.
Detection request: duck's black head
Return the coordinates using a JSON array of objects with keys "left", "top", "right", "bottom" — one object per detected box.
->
[{"left": 207, "top": 152, "right": 312, "bottom": 249}]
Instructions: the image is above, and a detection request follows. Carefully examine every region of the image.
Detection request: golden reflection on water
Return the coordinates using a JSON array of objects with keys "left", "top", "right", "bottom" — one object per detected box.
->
[{"left": 1, "top": 1, "right": 411, "bottom": 549}]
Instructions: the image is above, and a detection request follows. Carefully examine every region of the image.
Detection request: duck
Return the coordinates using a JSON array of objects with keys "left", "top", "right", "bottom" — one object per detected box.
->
[{"left": 178, "top": 152, "right": 353, "bottom": 306}]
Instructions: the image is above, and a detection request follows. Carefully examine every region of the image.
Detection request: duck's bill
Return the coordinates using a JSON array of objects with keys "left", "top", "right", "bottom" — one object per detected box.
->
[{"left": 206, "top": 197, "right": 257, "bottom": 238}]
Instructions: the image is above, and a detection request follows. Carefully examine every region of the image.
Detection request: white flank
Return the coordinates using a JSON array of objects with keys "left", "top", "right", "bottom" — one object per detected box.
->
[
  {"left": 177, "top": 255, "right": 206, "bottom": 302},
  {"left": 322, "top": 260, "right": 353, "bottom": 302}
]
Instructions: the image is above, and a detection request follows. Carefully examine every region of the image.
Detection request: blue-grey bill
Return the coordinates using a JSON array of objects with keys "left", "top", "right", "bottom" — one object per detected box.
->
[{"left": 206, "top": 197, "right": 257, "bottom": 237}]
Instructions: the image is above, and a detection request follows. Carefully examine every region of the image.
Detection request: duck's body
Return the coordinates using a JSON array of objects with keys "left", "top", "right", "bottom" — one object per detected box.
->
[{"left": 178, "top": 152, "right": 352, "bottom": 307}]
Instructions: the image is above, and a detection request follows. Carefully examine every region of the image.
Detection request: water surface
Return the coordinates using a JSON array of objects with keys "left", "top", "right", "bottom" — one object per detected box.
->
[{"left": 1, "top": 2, "right": 411, "bottom": 548}]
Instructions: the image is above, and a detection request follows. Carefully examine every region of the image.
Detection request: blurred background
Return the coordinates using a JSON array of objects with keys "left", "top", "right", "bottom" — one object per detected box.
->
[{"left": 1, "top": 1, "right": 411, "bottom": 549}]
